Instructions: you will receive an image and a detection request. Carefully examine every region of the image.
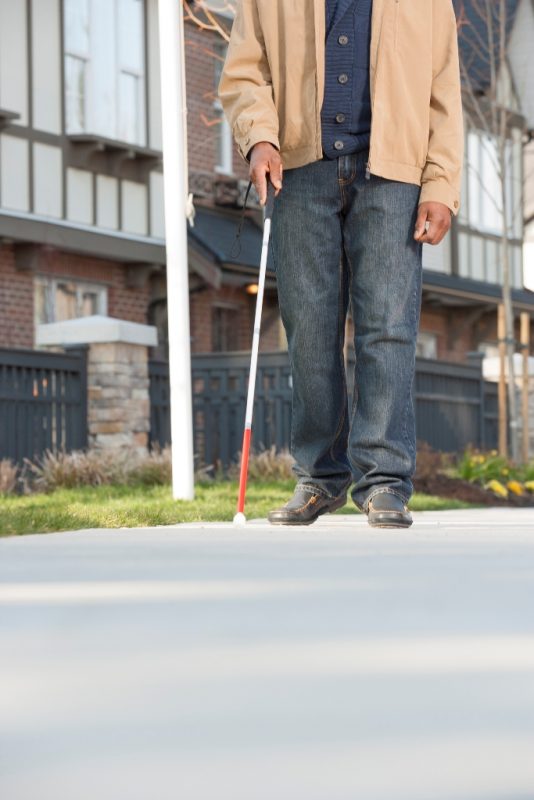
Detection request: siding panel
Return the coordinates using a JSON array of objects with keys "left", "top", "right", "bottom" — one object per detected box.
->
[
  {"left": 149, "top": 171, "right": 165, "bottom": 238},
  {"left": 31, "top": 0, "right": 62, "bottom": 133},
  {"left": 122, "top": 180, "right": 148, "bottom": 235},
  {"left": 67, "top": 168, "right": 93, "bottom": 225},
  {"left": 96, "top": 175, "right": 119, "bottom": 230},
  {"left": 0, "top": 135, "right": 30, "bottom": 211},
  {"left": 0, "top": 0, "right": 29, "bottom": 124},
  {"left": 33, "top": 143, "right": 62, "bottom": 218}
]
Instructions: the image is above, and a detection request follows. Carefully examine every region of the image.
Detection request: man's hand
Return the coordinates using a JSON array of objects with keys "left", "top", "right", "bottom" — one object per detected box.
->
[
  {"left": 249, "top": 142, "right": 283, "bottom": 205},
  {"left": 414, "top": 201, "right": 452, "bottom": 246}
]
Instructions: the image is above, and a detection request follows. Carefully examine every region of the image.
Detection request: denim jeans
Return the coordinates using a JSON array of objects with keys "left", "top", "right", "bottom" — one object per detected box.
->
[{"left": 270, "top": 147, "right": 423, "bottom": 513}]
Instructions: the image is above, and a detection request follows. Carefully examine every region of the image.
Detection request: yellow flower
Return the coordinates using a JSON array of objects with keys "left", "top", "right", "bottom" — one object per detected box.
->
[
  {"left": 507, "top": 480, "right": 524, "bottom": 496},
  {"left": 491, "top": 450, "right": 498, "bottom": 456},
  {"left": 501, "top": 468, "right": 509, "bottom": 475},
  {"left": 525, "top": 481, "right": 534, "bottom": 492},
  {"left": 486, "top": 479, "right": 508, "bottom": 498}
]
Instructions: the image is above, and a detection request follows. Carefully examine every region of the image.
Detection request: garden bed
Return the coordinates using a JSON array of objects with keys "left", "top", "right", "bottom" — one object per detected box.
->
[
  {"left": 413, "top": 442, "right": 534, "bottom": 507},
  {"left": 413, "top": 473, "right": 534, "bottom": 507}
]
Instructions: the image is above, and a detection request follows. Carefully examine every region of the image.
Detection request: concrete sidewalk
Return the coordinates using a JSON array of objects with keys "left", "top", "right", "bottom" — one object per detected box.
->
[{"left": 0, "top": 508, "right": 533, "bottom": 799}]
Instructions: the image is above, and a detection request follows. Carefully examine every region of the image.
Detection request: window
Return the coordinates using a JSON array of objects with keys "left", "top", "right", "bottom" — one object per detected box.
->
[
  {"left": 117, "top": 0, "right": 145, "bottom": 144},
  {"left": 212, "top": 305, "right": 239, "bottom": 351},
  {"left": 416, "top": 331, "right": 438, "bottom": 359},
  {"left": 34, "top": 276, "right": 108, "bottom": 325},
  {"left": 64, "top": 0, "right": 146, "bottom": 146},
  {"left": 213, "top": 40, "right": 233, "bottom": 174},
  {"left": 477, "top": 341, "right": 499, "bottom": 359},
  {"left": 64, "top": 0, "right": 90, "bottom": 133},
  {"left": 466, "top": 129, "right": 521, "bottom": 238}
]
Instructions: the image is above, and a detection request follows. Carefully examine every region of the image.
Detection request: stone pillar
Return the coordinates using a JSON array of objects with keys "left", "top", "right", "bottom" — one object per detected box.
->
[{"left": 36, "top": 315, "right": 158, "bottom": 455}]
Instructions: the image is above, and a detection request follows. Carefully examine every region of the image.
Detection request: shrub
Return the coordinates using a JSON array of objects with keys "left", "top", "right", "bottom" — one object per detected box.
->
[
  {"left": 227, "top": 445, "right": 295, "bottom": 481},
  {"left": 456, "top": 446, "right": 521, "bottom": 484},
  {"left": 415, "top": 440, "right": 455, "bottom": 479},
  {"left": 0, "top": 458, "right": 19, "bottom": 495},
  {"left": 455, "top": 445, "right": 534, "bottom": 494},
  {"left": 127, "top": 443, "right": 172, "bottom": 486},
  {"left": 22, "top": 445, "right": 178, "bottom": 492}
]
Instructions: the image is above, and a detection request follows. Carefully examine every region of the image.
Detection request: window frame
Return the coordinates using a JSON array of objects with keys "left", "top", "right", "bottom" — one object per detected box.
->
[
  {"left": 211, "top": 302, "right": 240, "bottom": 352},
  {"left": 34, "top": 274, "right": 109, "bottom": 326},
  {"left": 415, "top": 331, "right": 438, "bottom": 360},
  {"left": 213, "top": 40, "right": 233, "bottom": 175},
  {"left": 465, "top": 127, "right": 521, "bottom": 240},
  {"left": 63, "top": 0, "right": 147, "bottom": 146}
]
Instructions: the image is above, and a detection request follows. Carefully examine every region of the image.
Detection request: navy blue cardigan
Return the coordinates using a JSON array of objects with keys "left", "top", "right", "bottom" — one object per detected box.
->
[{"left": 321, "top": 0, "right": 373, "bottom": 159}]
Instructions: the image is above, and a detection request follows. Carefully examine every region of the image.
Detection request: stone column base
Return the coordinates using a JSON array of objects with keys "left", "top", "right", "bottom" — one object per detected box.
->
[{"left": 36, "top": 314, "right": 158, "bottom": 456}]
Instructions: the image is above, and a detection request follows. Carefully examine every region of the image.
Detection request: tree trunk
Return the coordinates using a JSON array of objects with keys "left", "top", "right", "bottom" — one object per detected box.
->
[{"left": 499, "top": 139, "right": 519, "bottom": 462}]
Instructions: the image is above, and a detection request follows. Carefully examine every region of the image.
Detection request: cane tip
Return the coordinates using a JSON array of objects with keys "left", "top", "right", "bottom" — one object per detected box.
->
[{"left": 233, "top": 512, "right": 247, "bottom": 527}]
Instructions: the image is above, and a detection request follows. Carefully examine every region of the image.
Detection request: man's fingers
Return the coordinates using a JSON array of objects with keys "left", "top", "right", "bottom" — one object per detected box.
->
[
  {"left": 251, "top": 166, "right": 268, "bottom": 206},
  {"left": 414, "top": 207, "right": 429, "bottom": 241},
  {"left": 417, "top": 218, "right": 447, "bottom": 245},
  {"left": 249, "top": 142, "right": 284, "bottom": 205},
  {"left": 416, "top": 219, "right": 434, "bottom": 244},
  {"left": 269, "top": 157, "right": 283, "bottom": 192},
  {"left": 415, "top": 202, "right": 452, "bottom": 245},
  {"left": 253, "top": 164, "right": 283, "bottom": 205}
]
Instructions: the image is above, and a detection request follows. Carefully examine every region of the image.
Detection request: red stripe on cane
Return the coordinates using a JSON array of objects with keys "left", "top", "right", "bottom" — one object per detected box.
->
[{"left": 236, "top": 427, "right": 252, "bottom": 514}]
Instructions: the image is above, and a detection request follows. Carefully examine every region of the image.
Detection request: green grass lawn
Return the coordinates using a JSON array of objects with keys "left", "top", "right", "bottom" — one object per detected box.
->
[{"left": 0, "top": 480, "right": 481, "bottom": 537}]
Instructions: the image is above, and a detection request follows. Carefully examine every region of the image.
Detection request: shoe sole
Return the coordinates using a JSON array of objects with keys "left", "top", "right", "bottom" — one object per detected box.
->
[
  {"left": 368, "top": 514, "right": 412, "bottom": 528},
  {"left": 368, "top": 521, "right": 413, "bottom": 528},
  {"left": 268, "top": 494, "right": 347, "bottom": 526}
]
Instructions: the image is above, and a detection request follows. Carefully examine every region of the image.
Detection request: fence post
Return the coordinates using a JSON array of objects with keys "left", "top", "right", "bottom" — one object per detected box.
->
[
  {"left": 466, "top": 351, "right": 485, "bottom": 450},
  {"left": 64, "top": 344, "right": 89, "bottom": 450}
]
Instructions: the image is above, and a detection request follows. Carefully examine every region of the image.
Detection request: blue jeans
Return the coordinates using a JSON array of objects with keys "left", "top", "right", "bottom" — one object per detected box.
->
[{"left": 270, "top": 147, "right": 423, "bottom": 513}]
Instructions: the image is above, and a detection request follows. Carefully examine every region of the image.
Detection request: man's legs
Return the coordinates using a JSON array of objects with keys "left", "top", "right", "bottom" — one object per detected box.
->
[
  {"left": 341, "top": 150, "right": 423, "bottom": 513},
  {"left": 270, "top": 157, "right": 352, "bottom": 501}
]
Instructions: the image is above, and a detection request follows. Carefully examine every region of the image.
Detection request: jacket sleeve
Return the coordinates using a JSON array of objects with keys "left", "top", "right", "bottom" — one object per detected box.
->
[
  {"left": 217, "top": 0, "right": 280, "bottom": 163},
  {"left": 419, "top": 0, "right": 464, "bottom": 216}
]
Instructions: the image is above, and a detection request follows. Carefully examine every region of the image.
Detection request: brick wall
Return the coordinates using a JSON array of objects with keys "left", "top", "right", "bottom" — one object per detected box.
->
[
  {"left": 0, "top": 243, "right": 151, "bottom": 350},
  {"left": 419, "top": 308, "right": 474, "bottom": 363},
  {"left": 419, "top": 307, "right": 533, "bottom": 362},
  {"left": 0, "top": 245, "right": 34, "bottom": 349},
  {"left": 184, "top": 20, "right": 249, "bottom": 181},
  {"left": 37, "top": 250, "right": 151, "bottom": 325},
  {"left": 189, "top": 284, "right": 281, "bottom": 353}
]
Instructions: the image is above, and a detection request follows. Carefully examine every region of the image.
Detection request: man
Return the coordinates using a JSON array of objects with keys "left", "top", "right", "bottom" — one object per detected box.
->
[{"left": 219, "top": 0, "right": 464, "bottom": 528}]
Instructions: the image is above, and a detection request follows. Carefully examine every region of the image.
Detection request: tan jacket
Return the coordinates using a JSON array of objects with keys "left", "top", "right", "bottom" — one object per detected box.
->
[{"left": 218, "top": 0, "right": 464, "bottom": 215}]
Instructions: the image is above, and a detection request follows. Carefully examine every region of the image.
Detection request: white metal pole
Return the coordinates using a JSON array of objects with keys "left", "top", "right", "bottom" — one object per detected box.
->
[{"left": 158, "top": 0, "right": 194, "bottom": 500}]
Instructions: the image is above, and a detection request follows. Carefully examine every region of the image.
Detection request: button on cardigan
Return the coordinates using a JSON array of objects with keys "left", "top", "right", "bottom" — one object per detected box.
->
[{"left": 321, "top": 0, "right": 373, "bottom": 160}]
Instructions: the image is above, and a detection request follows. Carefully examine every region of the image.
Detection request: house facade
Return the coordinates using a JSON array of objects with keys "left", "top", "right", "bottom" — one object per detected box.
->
[
  {"left": 0, "top": 0, "right": 281, "bottom": 364},
  {"left": 0, "top": 0, "right": 532, "bottom": 367}
]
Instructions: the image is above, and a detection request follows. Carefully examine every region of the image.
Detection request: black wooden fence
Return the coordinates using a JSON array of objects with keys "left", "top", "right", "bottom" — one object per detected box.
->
[
  {"left": 0, "top": 346, "right": 498, "bottom": 469},
  {"left": 0, "top": 346, "right": 88, "bottom": 465},
  {"left": 149, "top": 350, "right": 500, "bottom": 468}
]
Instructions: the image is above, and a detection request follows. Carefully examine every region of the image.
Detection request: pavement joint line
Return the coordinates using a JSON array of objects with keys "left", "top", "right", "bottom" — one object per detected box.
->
[
  {"left": 0, "top": 578, "right": 376, "bottom": 604},
  {"left": 4, "top": 636, "right": 534, "bottom": 679}
]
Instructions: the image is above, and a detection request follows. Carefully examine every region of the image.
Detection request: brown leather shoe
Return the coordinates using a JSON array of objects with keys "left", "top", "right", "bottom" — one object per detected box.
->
[
  {"left": 366, "top": 491, "right": 413, "bottom": 528},
  {"left": 268, "top": 487, "right": 347, "bottom": 526}
]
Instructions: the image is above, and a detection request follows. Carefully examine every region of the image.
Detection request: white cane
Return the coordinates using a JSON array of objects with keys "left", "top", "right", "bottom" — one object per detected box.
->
[{"left": 233, "top": 181, "right": 276, "bottom": 526}]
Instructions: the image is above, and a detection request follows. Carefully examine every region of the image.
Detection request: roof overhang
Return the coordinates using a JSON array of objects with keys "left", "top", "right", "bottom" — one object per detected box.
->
[{"left": 0, "top": 210, "right": 166, "bottom": 264}]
